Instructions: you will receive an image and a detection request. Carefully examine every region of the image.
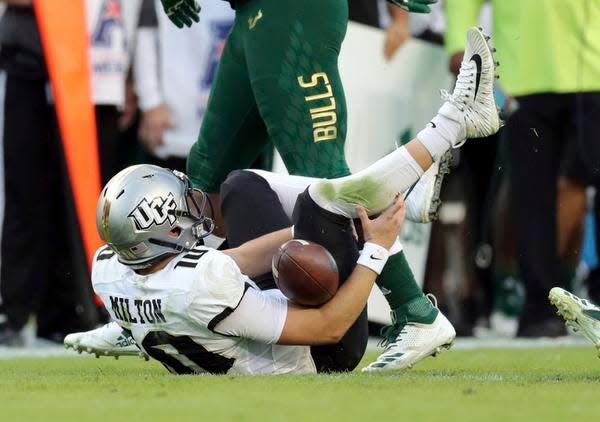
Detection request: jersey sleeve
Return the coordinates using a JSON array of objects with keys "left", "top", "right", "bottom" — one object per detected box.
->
[
  {"left": 213, "top": 288, "right": 288, "bottom": 344},
  {"left": 186, "top": 250, "right": 249, "bottom": 328},
  {"left": 90, "top": 245, "right": 117, "bottom": 290}
]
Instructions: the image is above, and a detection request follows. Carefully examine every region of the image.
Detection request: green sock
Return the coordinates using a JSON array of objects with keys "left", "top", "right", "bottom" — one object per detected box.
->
[
  {"left": 559, "top": 263, "right": 576, "bottom": 292},
  {"left": 492, "top": 267, "right": 525, "bottom": 317},
  {"left": 376, "top": 251, "right": 438, "bottom": 325}
]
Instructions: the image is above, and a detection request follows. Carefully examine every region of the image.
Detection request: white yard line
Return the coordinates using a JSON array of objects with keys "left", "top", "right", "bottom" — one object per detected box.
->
[
  {"left": 0, "top": 344, "right": 82, "bottom": 360},
  {"left": 0, "top": 336, "right": 591, "bottom": 360}
]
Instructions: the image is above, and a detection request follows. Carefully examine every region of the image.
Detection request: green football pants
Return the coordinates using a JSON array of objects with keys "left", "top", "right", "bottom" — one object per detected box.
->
[{"left": 187, "top": 0, "right": 351, "bottom": 192}]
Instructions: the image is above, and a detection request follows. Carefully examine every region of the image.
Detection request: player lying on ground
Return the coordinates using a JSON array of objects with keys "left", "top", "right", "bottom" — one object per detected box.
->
[
  {"left": 65, "top": 27, "right": 500, "bottom": 374},
  {"left": 167, "top": 1, "right": 499, "bottom": 368},
  {"left": 77, "top": 166, "right": 411, "bottom": 375},
  {"left": 163, "top": 0, "right": 454, "bottom": 372},
  {"left": 549, "top": 288, "right": 600, "bottom": 356}
]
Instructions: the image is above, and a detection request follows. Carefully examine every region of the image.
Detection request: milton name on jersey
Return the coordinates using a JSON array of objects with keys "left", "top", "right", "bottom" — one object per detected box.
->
[
  {"left": 91, "top": 244, "right": 316, "bottom": 375},
  {"left": 107, "top": 295, "right": 166, "bottom": 325}
]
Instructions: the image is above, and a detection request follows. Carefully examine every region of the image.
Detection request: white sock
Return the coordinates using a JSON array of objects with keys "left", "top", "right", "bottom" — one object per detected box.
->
[
  {"left": 308, "top": 146, "right": 424, "bottom": 218},
  {"left": 416, "top": 113, "right": 462, "bottom": 161}
]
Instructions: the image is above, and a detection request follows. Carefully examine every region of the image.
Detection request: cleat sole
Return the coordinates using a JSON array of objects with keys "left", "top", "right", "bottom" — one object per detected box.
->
[
  {"left": 63, "top": 342, "right": 149, "bottom": 360},
  {"left": 549, "top": 288, "right": 600, "bottom": 350},
  {"left": 362, "top": 337, "right": 455, "bottom": 373},
  {"left": 429, "top": 151, "right": 453, "bottom": 222}
]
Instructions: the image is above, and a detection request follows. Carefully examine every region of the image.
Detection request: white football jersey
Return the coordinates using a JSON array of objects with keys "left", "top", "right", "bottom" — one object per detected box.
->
[{"left": 92, "top": 244, "right": 316, "bottom": 375}]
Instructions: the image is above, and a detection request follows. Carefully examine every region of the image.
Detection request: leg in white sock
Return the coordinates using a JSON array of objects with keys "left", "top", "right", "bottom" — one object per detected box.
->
[
  {"left": 250, "top": 105, "right": 462, "bottom": 220},
  {"left": 308, "top": 109, "right": 462, "bottom": 219},
  {"left": 308, "top": 146, "right": 426, "bottom": 218}
]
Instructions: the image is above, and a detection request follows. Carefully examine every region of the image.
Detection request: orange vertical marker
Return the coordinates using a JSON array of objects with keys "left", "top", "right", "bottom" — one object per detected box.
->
[{"left": 34, "top": 0, "right": 102, "bottom": 269}]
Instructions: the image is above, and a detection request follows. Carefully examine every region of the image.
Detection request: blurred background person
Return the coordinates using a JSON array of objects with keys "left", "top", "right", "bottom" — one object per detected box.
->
[
  {"left": 445, "top": 0, "right": 600, "bottom": 337},
  {"left": 444, "top": 1, "right": 506, "bottom": 337},
  {"left": 348, "top": 0, "right": 410, "bottom": 60},
  {"left": 345, "top": 0, "right": 501, "bottom": 337},
  {"left": 133, "top": 0, "right": 234, "bottom": 174},
  {"left": 0, "top": 0, "right": 97, "bottom": 345},
  {"left": 0, "top": 0, "right": 139, "bottom": 346},
  {"left": 390, "top": 0, "right": 501, "bottom": 337},
  {"left": 88, "top": 0, "right": 141, "bottom": 184}
]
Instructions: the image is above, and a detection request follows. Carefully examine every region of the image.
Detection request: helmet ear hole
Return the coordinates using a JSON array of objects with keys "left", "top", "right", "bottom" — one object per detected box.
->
[{"left": 169, "top": 227, "right": 182, "bottom": 237}]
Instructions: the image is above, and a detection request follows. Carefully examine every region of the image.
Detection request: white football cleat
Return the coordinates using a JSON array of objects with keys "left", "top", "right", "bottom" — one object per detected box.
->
[
  {"left": 440, "top": 27, "right": 501, "bottom": 146},
  {"left": 549, "top": 287, "right": 600, "bottom": 355},
  {"left": 64, "top": 322, "right": 148, "bottom": 360},
  {"left": 405, "top": 150, "right": 452, "bottom": 223},
  {"left": 362, "top": 308, "right": 456, "bottom": 373}
]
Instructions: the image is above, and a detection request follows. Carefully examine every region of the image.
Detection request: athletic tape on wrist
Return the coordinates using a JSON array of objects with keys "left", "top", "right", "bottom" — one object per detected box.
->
[{"left": 357, "top": 242, "right": 390, "bottom": 275}]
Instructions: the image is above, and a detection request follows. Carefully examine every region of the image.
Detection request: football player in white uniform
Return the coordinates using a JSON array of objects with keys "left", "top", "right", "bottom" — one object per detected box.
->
[
  {"left": 66, "top": 26, "right": 501, "bottom": 373},
  {"left": 81, "top": 164, "right": 409, "bottom": 374}
]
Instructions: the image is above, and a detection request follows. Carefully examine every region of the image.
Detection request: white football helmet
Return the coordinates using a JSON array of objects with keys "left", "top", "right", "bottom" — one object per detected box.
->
[{"left": 96, "top": 165, "right": 214, "bottom": 269}]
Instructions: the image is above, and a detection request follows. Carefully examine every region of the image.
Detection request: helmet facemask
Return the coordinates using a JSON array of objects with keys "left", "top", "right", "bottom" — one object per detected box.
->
[
  {"left": 143, "top": 170, "right": 215, "bottom": 259},
  {"left": 171, "top": 170, "right": 215, "bottom": 241}
]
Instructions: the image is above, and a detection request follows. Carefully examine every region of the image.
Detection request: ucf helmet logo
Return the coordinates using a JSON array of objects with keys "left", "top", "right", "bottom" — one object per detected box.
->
[{"left": 128, "top": 193, "right": 178, "bottom": 230}]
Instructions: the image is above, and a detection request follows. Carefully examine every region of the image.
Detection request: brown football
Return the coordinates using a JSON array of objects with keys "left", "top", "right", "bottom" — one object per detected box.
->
[{"left": 272, "top": 239, "right": 339, "bottom": 306}]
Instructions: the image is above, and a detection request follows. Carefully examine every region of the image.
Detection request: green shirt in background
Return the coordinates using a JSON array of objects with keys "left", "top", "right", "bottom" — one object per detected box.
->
[{"left": 444, "top": 0, "right": 600, "bottom": 96}]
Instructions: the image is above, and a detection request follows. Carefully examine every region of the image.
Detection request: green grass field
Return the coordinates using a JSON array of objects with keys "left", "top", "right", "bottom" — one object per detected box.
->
[{"left": 2, "top": 347, "right": 600, "bottom": 421}]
